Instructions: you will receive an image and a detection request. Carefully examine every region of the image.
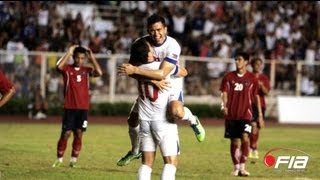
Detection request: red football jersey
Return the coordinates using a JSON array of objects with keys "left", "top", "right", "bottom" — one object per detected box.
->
[
  {"left": 220, "top": 71, "right": 259, "bottom": 121},
  {"left": 60, "top": 65, "right": 93, "bottom": 110},
  {"left": 0, "top": 71, "right": 13, "bottom": 94},
  {"left": 256, "top": 73, "right": 270, "bottom": 110}
]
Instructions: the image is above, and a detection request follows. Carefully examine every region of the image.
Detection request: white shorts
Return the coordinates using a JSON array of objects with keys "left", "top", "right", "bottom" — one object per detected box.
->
[
  {"left": 140, "top": 120, "right": 180, "bottom": 157},
  {"left": 169, "top": 77, "right": 184, "bottom": 102}
]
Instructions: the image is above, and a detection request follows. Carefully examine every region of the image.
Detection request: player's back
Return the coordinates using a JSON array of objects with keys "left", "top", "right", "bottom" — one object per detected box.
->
[{"left": 137, "top": 61, "right": 174, "bottom": 121}]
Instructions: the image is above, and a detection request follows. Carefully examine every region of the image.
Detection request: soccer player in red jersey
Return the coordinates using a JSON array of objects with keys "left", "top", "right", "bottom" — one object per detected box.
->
[
  {"left": 249, "top": 57, "right": 270, "bottom": 159},
  {"left": 52, "top": 45, "right": 103, "bottom": 168},
  {"left": 220, "top": 52, "right": 264, "bottom": 177},
  {"left": 0, "top": 70, "right": 15, "bottom": 108}
]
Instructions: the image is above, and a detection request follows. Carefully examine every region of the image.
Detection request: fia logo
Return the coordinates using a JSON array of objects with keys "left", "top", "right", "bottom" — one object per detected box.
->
[{"left": 264, "top": 148, "right": 310, "bottom": 171}]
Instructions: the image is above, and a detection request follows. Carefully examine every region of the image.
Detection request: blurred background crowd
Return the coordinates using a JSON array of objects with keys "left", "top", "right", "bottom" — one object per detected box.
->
[{"left": 0, "top": 1, "right": 320, "bottom": 107}]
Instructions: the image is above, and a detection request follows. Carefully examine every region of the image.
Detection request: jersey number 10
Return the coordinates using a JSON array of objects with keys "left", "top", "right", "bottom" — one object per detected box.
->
[{"left": 138, "top": 81, "right": 159, "bottom": 102}]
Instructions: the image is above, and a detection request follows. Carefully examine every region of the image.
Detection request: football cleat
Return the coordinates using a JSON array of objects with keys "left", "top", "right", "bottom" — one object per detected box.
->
[
  {"left": 249, "top": 150, "right": 259, "bottom": 159},
  {"left": 117, "top": 151, "right": 142, "bottom": 166},
  {"left": 239, "top": 169, "right": 250, "bottom": 177},
  {"left": 252, "top": 150, "right": 259, "bottom": 159},
  {"left": 52, "top": 160, "right": 63, "bottom": 168},
  {"left": 69, "top": 161, "right": 78, "bottom": 168},
  {"left": 190, "top": 116, "right": 205, "bottom": 142},
  {"left": 231, "top": 169, "right": 240, "bottom": 176}
]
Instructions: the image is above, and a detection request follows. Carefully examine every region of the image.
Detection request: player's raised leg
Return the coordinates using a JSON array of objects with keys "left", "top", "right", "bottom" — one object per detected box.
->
[{"left": 170, "top": 100, "right": 205, "bottom": 142}]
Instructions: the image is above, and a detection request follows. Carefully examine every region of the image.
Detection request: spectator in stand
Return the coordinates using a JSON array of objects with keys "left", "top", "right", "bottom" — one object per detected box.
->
[
  {"left": 0, "top": 1, "right": 320, "bottom": 98},
  {"left": 29, "top": 85, "right": 48, "bottom": 120}
]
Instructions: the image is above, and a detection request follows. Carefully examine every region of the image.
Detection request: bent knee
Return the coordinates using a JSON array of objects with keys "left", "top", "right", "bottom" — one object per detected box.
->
[{"left": 170, "top": 107, "right": 184, "bottom": 120}]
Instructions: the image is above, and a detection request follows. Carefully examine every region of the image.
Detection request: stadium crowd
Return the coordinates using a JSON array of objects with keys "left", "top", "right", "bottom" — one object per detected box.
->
[{"left": 0, "top": 1, "right": 320, "bottom": 99}]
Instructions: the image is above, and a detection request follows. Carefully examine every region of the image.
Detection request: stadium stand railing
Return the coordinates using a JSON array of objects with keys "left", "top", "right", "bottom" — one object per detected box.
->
[{"left": 1, "top": 50, "right": 320, "bottom": 118}]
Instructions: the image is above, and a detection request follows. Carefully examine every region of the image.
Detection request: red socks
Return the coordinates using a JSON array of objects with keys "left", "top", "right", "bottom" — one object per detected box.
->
[
  {"left": 71, "top": 136, "right": 82, "bottom": 158},
  {"left": 57, "top": 138, "right": 67, "bottom": 158}
]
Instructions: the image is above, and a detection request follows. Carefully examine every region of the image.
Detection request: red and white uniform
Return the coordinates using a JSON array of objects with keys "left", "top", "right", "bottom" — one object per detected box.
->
[
  {"left": 137, "top": 62, "right": 175, "bottom": 121},
  {"left": 138, "top": 61, "right": 180, "bottom": 156},
  {"left": 130, "top": 35, "right": 183, "bottom": 114},
  {"left": 60, "top": 65, "right": 93, "bottom": 110},
  {"left": 220, "top": 71, "right": 259, "bottom": 121},
  {"left": 144, "top": 35, "right": 183, "bottom": 102}
]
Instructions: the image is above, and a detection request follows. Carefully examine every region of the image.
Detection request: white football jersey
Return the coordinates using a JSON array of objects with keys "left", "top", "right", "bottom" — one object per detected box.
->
[
  {"left": 137, "top": 61, "right": 175, "bottom": 121},
  {"left": 144, "top": 35, "right": 184, "bottom": 101},
  {"left": 152, "top": 36, "right": 181, "bottom": 65}
]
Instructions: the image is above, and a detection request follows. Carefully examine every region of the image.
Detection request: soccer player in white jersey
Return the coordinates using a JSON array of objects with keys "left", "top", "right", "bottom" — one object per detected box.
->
[
  {"left": 117, "top": 14, "right": 205, "bottom": 166},
  {"left": 129, "top": 37, "right": 184, "bottom": 180}
]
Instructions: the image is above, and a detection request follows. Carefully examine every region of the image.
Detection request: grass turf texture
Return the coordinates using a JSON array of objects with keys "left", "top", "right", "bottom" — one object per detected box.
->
[{"left": 0, "top": 122, "right": 319, "bottom": 179}]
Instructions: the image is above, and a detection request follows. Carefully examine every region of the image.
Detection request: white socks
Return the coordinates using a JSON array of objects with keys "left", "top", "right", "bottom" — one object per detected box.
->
[
  {"left": 129, "top": 125, "right": 140, "bottom": 154},
  {"left": 240, "top": 163, "right": 246, "bottom": 171},
  {"left": 161, "top": 164, "right": 176, "bottom": 180},
  {"left": 182, "top": 107, "right": 197, "bottom": 125},
  {"left": 70, "top": 157, "right": 77, "bottom": 163},
  {"left": 138, "top": 164, "right": 176, "bottom": 180},
  {"left": 138, "top": 164, "right": 152, "bottom": 180},
  {"left": 234, "top": 163, "right": 240, "bottom": 170}
]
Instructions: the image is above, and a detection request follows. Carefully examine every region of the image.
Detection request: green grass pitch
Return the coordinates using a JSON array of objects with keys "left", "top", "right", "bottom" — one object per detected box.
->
[{"left": 0, "top": 121, "right": 319, "bottom": 179}]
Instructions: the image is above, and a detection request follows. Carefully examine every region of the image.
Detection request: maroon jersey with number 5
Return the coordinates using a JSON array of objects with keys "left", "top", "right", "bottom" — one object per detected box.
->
[
  {"left": 220, "top": 71, "right": 259, "bottom": 121},
  {"left": 60, "top": 65, "right": 93, "bottom": 110}
]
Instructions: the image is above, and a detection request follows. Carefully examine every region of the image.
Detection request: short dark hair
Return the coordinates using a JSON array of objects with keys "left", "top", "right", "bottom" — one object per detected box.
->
[
  {"left": 235, "top": 51, "right": 250, "bottom": 61},
  {"left": 250, "top": 57, "right": 263, "bottom": 66},
  {"left": 73, "top": 46, "right": 87, "bottom": 59},
  {"left": 129, "top": 38, "right": 150, "bottom": 66},
  {"left": 147, "top": 14, "right": 166, "bottom": 27}
]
